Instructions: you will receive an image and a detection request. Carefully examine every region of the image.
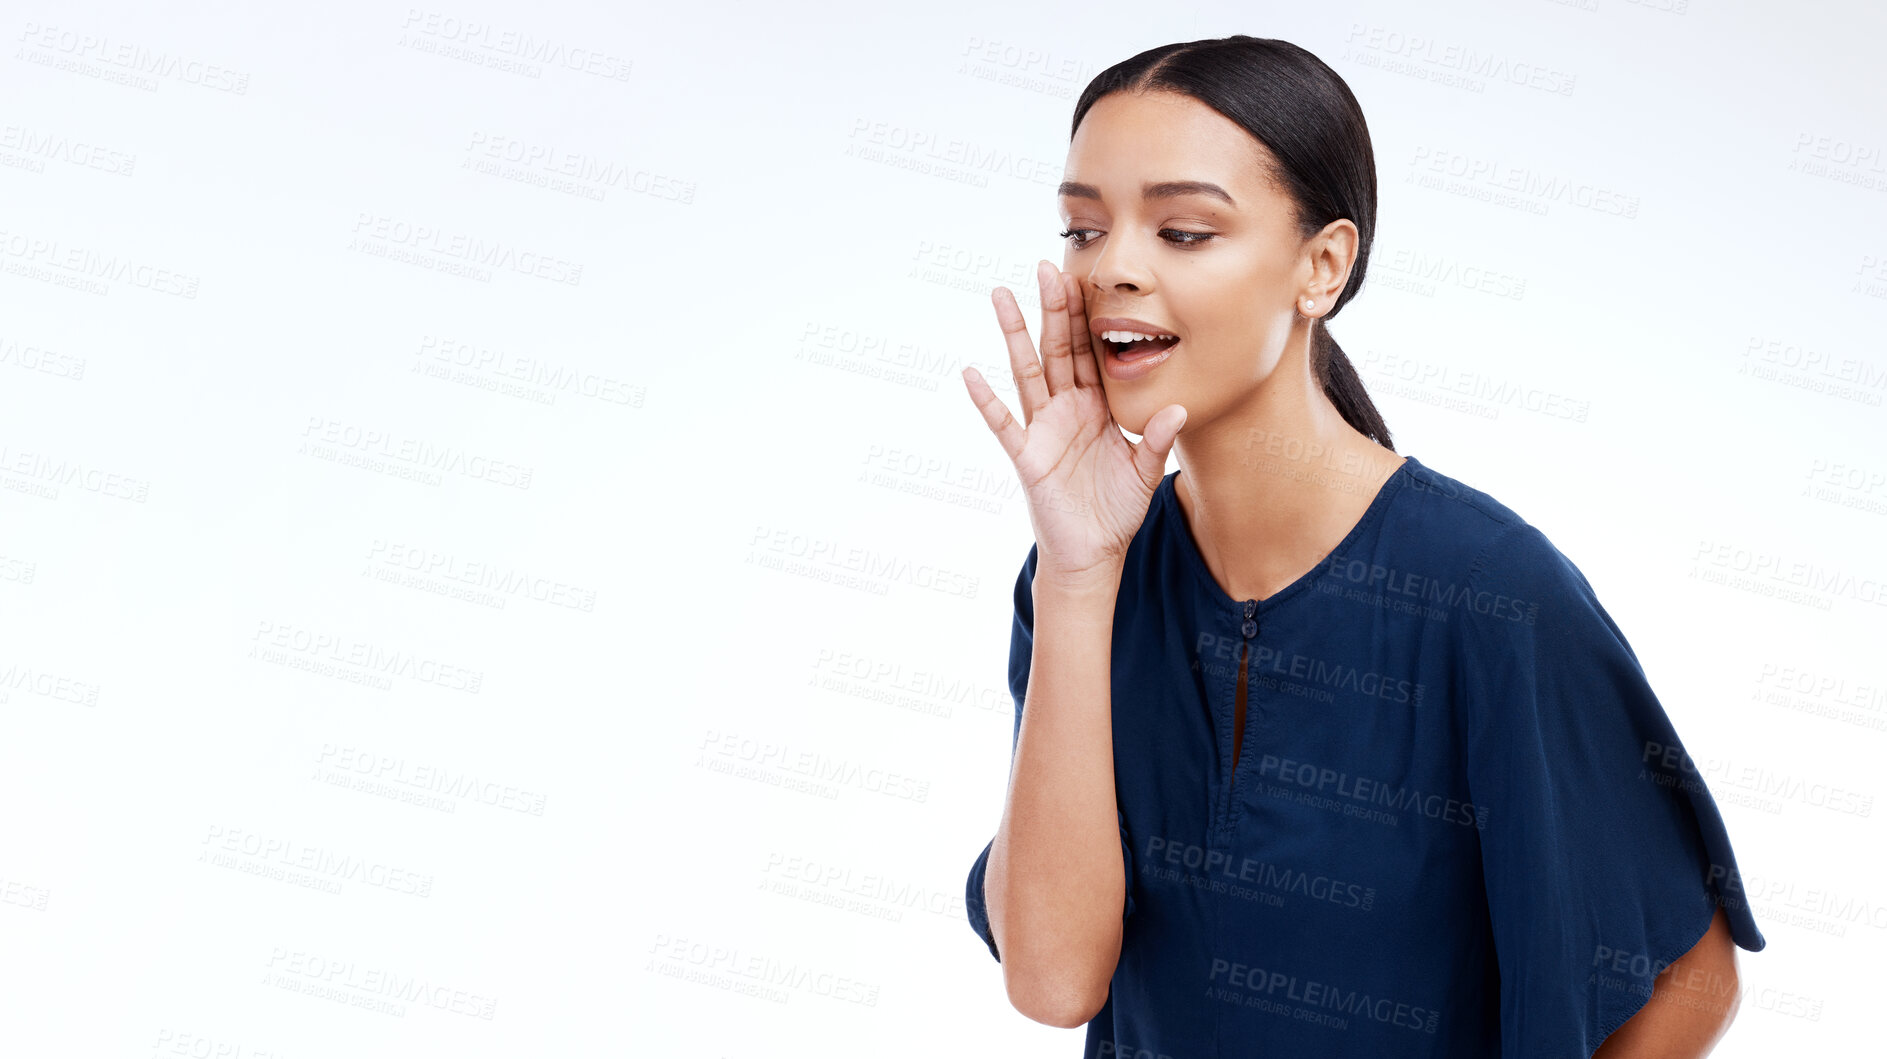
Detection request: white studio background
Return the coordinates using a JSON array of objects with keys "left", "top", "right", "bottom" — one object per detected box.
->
[{"left": 0, "top": 0, "right": 1880, "bottom": 1055}]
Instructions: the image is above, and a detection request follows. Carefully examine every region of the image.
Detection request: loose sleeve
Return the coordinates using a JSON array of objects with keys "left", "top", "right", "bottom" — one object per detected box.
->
[
  {"left": 1458, "top": 521, "right": 1767, "bottom": 1056},
  {"left": 965, "top": 543, "right": 1136, "bottom": 963}
]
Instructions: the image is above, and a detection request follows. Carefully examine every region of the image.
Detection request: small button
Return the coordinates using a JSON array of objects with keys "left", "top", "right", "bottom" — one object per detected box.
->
[{"left": 1241, "top": 619, "right": 1258, "bottom": 637}]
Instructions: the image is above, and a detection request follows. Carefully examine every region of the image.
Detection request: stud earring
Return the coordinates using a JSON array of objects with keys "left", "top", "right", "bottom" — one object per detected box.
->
[{"left": 1303, "top": 298, "right": 1316, "bottom": 311}]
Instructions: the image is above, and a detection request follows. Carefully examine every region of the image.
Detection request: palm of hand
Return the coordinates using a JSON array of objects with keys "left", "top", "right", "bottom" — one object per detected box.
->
[{"left": 961, "top": 261, "right": 1187, "bottom": 578}]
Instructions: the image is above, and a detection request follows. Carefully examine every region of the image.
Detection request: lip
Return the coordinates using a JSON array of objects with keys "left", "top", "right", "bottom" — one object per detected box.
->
[
  {"left": 1090, "top": 316, "right": 1180, "bottom": 382},
  {"left": 1088, "top": 316, "right": 1179, "bottom": 341}
]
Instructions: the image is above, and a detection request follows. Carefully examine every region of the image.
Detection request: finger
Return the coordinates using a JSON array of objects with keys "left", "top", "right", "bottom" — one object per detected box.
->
[
  {"left": 1062, "top": 272, "right": 1100, "bottom": 388},
  {"left": 1036, "top": 260, "right": 1074, "bottom": 398},
  {"left": 992, "top": 286, "right": 1047, "bottom": 428},
  {"left": 1134, "top": 404, "right": 1188, "bottom": 488},
  {"left": 961, "top": 366, "right": 1026, "bottom": 464}
]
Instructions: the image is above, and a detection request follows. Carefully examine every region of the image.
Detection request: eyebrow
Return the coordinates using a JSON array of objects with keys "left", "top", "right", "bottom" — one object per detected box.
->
[{"left": 1057, "top": 180, "right": 1236, "bottom": 207}]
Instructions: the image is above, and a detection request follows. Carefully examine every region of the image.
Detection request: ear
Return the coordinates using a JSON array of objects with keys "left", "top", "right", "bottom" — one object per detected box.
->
[{"left": 1302, "top": 218, "right": 1360, "bottom": 312}]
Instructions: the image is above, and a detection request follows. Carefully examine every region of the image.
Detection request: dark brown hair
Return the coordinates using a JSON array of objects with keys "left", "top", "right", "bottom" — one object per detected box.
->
[{"left": 1071, "top": 35, "right": 1393, "bottom": 450}]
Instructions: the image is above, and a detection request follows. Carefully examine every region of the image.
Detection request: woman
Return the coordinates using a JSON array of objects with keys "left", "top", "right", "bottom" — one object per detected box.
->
[{"left": 958, "top": 35, "right": 1765, "bottom": 1059}]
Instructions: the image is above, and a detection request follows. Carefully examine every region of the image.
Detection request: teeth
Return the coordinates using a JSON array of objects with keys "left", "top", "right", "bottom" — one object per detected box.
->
[{"left": 1100, "top": 329, "right": 1176, "bottom": 343}]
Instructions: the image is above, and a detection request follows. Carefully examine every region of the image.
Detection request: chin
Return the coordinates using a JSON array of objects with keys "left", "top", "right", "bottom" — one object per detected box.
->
[{"left": 1102, "top": 394, "right": 1158, "bottom": 437}]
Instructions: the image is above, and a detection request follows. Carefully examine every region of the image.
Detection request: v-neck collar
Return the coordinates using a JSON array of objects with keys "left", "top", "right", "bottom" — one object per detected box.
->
[{"left": 1158, "top": 455, "right": 1420, "bottom": 613}]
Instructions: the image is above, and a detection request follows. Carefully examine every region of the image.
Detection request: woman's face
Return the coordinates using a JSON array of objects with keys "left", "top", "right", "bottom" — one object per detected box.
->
[{"left": 1059, "top": 90, "right": 1352, "bottom": 434}]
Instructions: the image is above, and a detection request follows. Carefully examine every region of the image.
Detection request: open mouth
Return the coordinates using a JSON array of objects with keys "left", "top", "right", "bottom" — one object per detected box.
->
[{"left": 1101, "top": 335, "right": 1180, "bottom": 359}]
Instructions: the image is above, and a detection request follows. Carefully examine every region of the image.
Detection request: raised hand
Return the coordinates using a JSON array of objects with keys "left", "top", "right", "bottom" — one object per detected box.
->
[{"left": 961, "top": 260, "right": 1187, "bottom": 584}]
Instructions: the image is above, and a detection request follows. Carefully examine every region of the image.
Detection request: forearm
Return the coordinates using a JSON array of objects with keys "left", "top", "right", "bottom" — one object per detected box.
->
[{"left": 985, "top": 570, "right": 1128, "bottom": 1027}]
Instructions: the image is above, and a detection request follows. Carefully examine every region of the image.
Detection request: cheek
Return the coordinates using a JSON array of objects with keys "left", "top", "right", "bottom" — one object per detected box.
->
[
  {"left": 1173, "top": 267, "right": 1275, "bottom": 341},
  {"left": 1192, "top": 254, "right": 1298, "bottom": 328},
  {"left": 1168, "top": 270, "right": 1295, "bottom": 376}
]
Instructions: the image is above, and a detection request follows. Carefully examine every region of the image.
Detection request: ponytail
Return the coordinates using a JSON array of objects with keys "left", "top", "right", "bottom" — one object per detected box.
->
[{"left": 1312, "top": 323, "right": 1393, "bottom": 451}]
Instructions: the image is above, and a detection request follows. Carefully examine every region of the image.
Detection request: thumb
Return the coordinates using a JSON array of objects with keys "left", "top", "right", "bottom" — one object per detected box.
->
[{"left": 1135, "top": 404, "right": 1187, "bottom": 486}]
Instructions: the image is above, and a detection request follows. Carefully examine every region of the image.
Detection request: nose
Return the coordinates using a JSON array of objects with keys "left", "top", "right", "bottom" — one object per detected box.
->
[{"left": 1077, "top": 232, "right": 1153, "bottom": 294}]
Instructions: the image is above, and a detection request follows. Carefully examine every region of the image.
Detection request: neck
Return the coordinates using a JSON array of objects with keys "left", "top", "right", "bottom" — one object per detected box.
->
[{"left": 1170, "top": 335, "right": 1403, "bottom": 603}]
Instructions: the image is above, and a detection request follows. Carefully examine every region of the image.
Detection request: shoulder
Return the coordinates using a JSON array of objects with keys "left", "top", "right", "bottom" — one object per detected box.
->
[
  {"left": 1398, "top": 454, "right": 1525, "bottom": 543},
  {"left": 1395, "top": 456, "right": 1592, "bottom": 614}
]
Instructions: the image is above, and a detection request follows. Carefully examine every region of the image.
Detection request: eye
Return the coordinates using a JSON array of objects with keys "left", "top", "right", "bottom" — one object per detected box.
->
[
  {"left": 1161, "top": 229, "right": 1215, "bottom": 247},
  {"left": 1056, "top": 227, "right": 1216, "bottom": 250}
]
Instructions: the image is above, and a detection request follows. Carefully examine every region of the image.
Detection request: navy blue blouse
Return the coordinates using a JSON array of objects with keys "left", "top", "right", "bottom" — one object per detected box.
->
[{"left": 965, "top": 454, "right": 1766, "bottom": 1057}]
